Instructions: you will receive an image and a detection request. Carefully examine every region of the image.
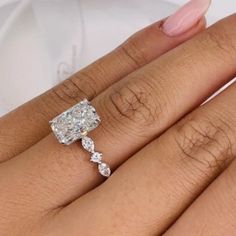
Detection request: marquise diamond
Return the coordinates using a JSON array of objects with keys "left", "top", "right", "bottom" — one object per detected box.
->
[
  {"left": 98, "top": 163, "right": 111, "bottom": 177},
  {"left": 82, "top": 136, "right": 95, "bottom": 153}
]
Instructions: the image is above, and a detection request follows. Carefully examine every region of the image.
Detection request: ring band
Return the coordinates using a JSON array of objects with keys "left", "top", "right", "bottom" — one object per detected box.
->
[{"left": 50, "top": 99, "right": 111, "bottom": 177}]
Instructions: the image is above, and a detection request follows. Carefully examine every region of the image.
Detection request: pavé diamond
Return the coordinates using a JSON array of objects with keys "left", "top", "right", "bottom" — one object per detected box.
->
[
  {"left": 50, "top": 99, "right": 100, "bottom": 145},
  {"left": 82, "top": 136, "right": 95, "bottom": 153},
  {"left": 98, "top": 163, "right": 111, "bottom": 177},
  {"left": 91, "top": 152, "right": 102, "bottom": 163}
]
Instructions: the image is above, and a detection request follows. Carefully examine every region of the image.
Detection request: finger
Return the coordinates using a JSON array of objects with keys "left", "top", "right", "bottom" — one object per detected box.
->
[
  {"left": 164, "top": 156, "right": 236, "bottom": 236},
  {"left": 163, "top": 86, "right": 236, "bottom": 236},
  {"left": 2, "top": 13, "right": 236, "bottom": 213},
  {"left": 0, "top": 17, "right": 204, "bottom": 162},
  {"left": 164, "top": 163, "right": 236, "bottom": 236},
  {"left": 53, "top": 65, "right": 236, "bottom": 234}
]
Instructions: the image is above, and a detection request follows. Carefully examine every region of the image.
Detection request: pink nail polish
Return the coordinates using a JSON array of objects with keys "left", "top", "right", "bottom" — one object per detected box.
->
[{"left": 162, "top": 0, "right": 211, "bottom": 37}]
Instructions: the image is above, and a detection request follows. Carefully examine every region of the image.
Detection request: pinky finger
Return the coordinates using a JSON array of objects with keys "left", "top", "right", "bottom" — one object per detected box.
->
[{"left": 164, "top": 157, "right": 236, "bottom": 236}]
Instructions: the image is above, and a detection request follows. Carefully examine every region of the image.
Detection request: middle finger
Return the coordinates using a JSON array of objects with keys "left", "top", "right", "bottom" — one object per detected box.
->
[{"left": 2, "top": 14, "right": 236, "bottom": 210}]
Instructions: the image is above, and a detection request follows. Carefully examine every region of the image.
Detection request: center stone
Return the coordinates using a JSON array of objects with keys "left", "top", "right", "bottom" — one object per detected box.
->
[{"left": 50, "top": 99, "right": 101, "bottom": 145}]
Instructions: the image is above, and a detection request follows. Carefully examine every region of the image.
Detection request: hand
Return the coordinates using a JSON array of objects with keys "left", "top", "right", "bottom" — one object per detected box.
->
[{"left": 1, "top": 1, "right": 236, "bottom": 235}]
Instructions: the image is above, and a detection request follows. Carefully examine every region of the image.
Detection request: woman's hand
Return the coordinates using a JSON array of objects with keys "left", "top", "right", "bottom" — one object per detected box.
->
[{"left": 1, "top": 1, "right": 236, "bottom": 235}]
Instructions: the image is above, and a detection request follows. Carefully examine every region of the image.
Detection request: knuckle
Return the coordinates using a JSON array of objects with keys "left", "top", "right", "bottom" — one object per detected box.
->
[
  {"left": 203, "top": 23, "right": 236, "bottom": 59},
  {"left": 174, "top": 114, "right": 235, "bottom": 172},
  {"left": 71, "top": 71, "right": 98, "bottom": 99},
  {"left": 108, "top": 80, "right": 161, "bottom": 127},
  {"left": 121, "top": 36, "right": 149, "bottom": 67},
  {"left": 51, "top": 72, "right": 97, "bottom": 107}
]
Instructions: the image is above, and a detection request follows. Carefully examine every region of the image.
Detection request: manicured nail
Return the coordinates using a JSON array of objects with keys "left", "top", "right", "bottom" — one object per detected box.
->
[{"left": 162, "top": 0, "right": 211, "bottom": 37}]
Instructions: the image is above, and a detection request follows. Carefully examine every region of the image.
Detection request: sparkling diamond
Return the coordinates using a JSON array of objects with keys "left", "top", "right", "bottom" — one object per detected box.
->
[
  {"left": 50, "top": 99, "right": 100, "bottom": 145},
  {"left": 82, "top": 136, "right": 95, "bottom": 153},
  {"left": 90, "top": 152, "right": 102, "bottom": 163},
  {"left": 98, "top": 163, "right": 111, "bottom": 177}
]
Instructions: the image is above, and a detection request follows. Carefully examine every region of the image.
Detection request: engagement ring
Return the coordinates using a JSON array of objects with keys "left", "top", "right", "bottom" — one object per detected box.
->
[{"left": 50, "top": 99, "right": 111, "bottom": 177}]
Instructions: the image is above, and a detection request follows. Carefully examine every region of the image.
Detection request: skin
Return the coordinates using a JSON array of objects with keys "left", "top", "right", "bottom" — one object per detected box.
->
[{"left": 0, "top": 13, "right": 236, "bottom": 236}]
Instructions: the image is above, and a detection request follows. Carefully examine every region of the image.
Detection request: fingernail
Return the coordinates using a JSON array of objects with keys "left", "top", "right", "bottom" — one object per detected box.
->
[{"left": 162, "top": 0, "right": 211, "bottom": 37}]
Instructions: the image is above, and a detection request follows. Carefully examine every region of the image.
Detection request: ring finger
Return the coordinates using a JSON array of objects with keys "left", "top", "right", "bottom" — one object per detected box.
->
[{"left": 0, "top": 14, "right": 203, "bottom": 161}]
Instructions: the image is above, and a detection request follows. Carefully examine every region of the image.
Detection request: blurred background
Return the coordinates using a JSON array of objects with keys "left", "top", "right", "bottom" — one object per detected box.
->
[{"left": 0, "top": 0, "right": 235, "bottom": 115}]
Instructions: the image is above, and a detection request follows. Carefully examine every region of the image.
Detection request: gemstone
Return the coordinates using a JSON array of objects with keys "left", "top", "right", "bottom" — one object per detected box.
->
[
  {"left": 50, "top": 99, "right": 100, "bottom": 145},
  {"left": 98, "top": 163, "right": 111, "bottom": 177},
  {"left": 82, "top": 136, "right": 95, "bottom": 153},
  {"left": 90, "top": 152, "right": 102, "bottom": 163}
]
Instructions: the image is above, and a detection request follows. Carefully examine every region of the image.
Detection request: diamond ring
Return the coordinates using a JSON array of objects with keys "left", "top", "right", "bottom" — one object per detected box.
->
[{"left": 50, "top": 99, "right": 111, "bottom": 177}]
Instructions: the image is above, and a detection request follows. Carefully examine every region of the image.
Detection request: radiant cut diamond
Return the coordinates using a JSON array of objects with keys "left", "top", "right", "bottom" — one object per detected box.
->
[
  {"left": 82, "top": 136, "right": 95, "bottom": 153},
  {"left": 50, "top": 99, "right": 100, "bottom": 145},
  {"left": 91, "top": 152, "right": 102, "bottom": 163},
  {"left": 98, "top": 163, "right": 111, "bottom": 177}
]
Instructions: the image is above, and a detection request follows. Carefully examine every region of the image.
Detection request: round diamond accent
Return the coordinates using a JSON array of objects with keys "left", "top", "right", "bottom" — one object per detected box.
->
[
  {"left": 98, "top": 163, "right": 111, "bottom": 177},
  {"left": 91, "top": 152, "right": 102, "bottom": 163}
]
